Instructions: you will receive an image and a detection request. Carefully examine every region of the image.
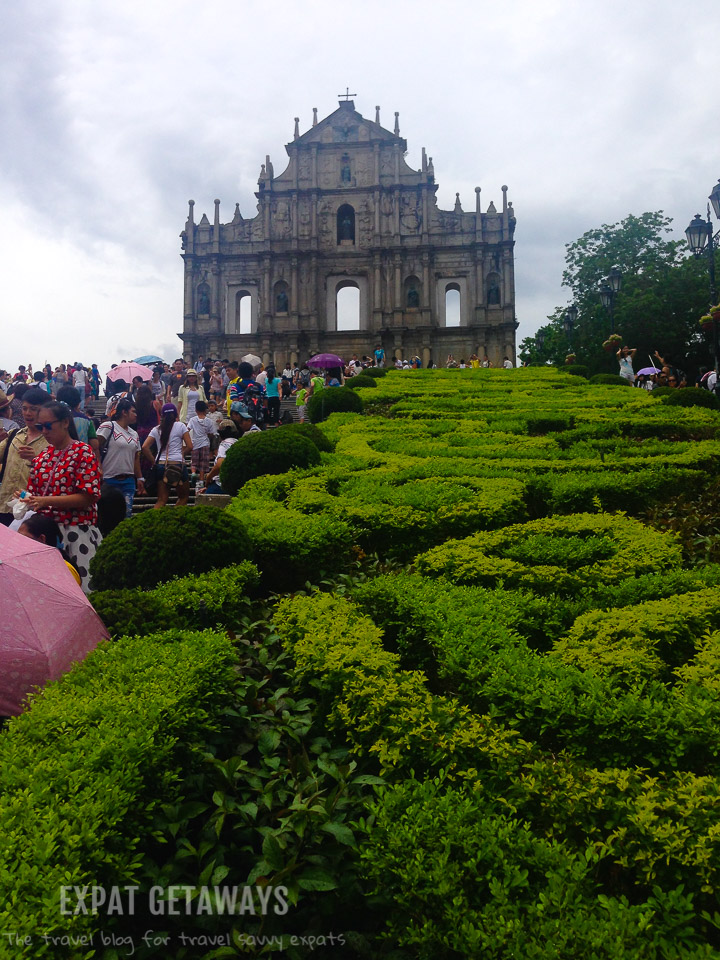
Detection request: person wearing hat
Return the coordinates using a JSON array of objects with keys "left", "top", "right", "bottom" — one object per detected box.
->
[
  {"left": 229, "top": 401, "right": 262, "bottom": 437},
  {"left": 177, "top": 368, "right": 206, "bottom": 423},
  {"left": 0, "top": 391, "right": 21, "bottom": 438}
]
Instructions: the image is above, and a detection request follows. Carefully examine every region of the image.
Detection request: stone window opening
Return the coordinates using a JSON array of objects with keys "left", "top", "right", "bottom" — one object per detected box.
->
[
  {"left": 235, "top": 291, "right": 252, "bottom": 334},
  {"left": 197, "top": 282, "right": 211, "bottom": 316},
  {"left": 405, "top": 276, "right": 421, "bottom": 310},
  {"left": 336, "top": 281, "right": 360, "bottom": 331},
  {"left": 337, "top": 204, "right": 355, "bottom": 245},
  {"left": 486, "top": 273, "right": 502, "bottom": 306},
  {"left": 445, "top": 283, "right": 461, "bottom": 327}
]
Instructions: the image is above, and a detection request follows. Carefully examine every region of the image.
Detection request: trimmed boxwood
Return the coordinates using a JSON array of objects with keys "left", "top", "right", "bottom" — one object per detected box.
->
[
  {"left": 661, "top": 388, "right": 720, "bottom": 410},
  {"left": 90, "top": 505, "right": 252, "bottom": 591},
  {"left": 92, "top": 561, "right": 261, "bottom": 635},
  {"left": 307, "top": 386, "right": 364, "bottom": 422},
  {"left": 563, "top": 364, "right": 589, "bottom": 378},
  {"left": 359, "top": 366, "right": 389, "bottom": 378},
  {"left": 220, "top": 429, "right": 321, "bottom": 495},
  {"left": 346, "top": 376, "right": 378, "bottom": 389},
  {"left": 589, "top": 373, "right": 633, "bottom": 386},
  {"left": 283, "top": 420, "right": 335, "bottom": 452}
]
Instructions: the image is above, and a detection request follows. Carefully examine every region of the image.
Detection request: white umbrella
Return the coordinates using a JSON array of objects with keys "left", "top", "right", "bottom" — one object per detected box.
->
[{"left": 241, "top": 354, "right": 262, "bottom": 368}]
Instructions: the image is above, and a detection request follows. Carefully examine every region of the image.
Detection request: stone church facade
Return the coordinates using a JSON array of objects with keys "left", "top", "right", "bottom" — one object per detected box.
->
[{"left": 180, "top": 99, "right": 517, "bottom": 367}]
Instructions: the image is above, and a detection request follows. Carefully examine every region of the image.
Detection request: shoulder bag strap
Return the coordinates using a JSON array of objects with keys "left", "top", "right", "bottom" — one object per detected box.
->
[{"left": 0, "top": 428, "right": 19, "bottom": 481}]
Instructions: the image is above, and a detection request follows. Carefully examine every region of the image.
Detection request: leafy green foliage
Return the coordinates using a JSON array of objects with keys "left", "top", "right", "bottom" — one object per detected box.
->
[
  {"left": 0, "top": 629, "right": 237, "bottom": 956},
  {"left": 306, "top": 386, "right": 363, "bottom": 422},
  {"left": 220, "top": 429, "right": 321, "bottom": 496},
  {"left": 92, "top": 561, "right": 260, "bottom": 634},
  {"left": 661, "top": 388, "right": 720, "bottom": 410},
  {"left": 90, "top": 505, "right": 252, "bottom": 591},
  {"left": 282, "top": 420, "right": 336, "bottom": 452},
  {"left": 589, "top": 373, "right": 633, "bottom": 386}
]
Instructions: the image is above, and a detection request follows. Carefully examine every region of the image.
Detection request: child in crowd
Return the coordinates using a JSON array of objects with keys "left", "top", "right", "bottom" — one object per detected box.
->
[
  {"left": 186, "top": 400, "right": 217, "bottom": 486},
  {"left": 206, "top": 399, "right": 224, "bottom": 454},
  {"left": 295, "top": 384, "right": 309, "bottom": 423}
]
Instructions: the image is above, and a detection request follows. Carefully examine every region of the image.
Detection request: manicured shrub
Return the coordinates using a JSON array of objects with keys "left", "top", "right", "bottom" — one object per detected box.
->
[
  {"left": 589, "top": 373, "right": 633, "bottom": 386},
  {"left": 345, "top": 376, "right": 378, "bottom": 389},
  {"left": 661, "top": 388, "right": 720, "bottom": 410},
  {"left": 415, "top": 513, "right": 681, "bottom": 596},
  {"left": 525, "top": 414, "right": 575, "bottom": 434},
  {"left": 563, "top": 364, "right": 589, "bottom": 378},
  {"left": 359, "top": 366, "right": 388, "bottom": 378},
  {"left": 282, "top": 420, "right": 335, "bottom": 452},
  {"left": 90, "top": 505, "right": 252, "bottom": 591},
  {"left": 307, "top": 386, "right": 364, "bottom": 422},
  {"left": 0, "top": 629, "right": 237, "bottom": 954},
  {"left": 220, "top": 429, "right": 321, "bottom": 495},
  {"left": 92, "top": 561, "right": 261, "bottom": 635}
]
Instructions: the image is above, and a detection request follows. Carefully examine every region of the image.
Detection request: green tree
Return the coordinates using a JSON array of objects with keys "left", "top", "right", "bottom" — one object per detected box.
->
[{"left": 523, "top": 212, "right": 718, "bottom": 375}]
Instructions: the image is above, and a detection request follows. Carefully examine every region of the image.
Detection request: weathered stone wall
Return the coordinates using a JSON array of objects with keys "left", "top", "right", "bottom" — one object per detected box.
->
[{"left": 180, "top": 100, "right": 518, "bottom": 367}]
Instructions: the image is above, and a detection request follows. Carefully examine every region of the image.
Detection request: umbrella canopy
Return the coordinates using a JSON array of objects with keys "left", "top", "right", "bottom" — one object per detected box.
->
[
  {"left": 0, "top": 525, "right": 110, "bottom": 716},
  {"left": 106, "top": 361, "right": 155, "bottom": 382},
  {"left": 132, "top": 355, "right": 165, "bottom": 365},
  {"left": 308, "top": 353, "right": 344, "bottom": 369},
  {"left": 636, "top": 366, "right": 659, "bottom": 376},
  {"left": 241, "top": 354, "right": 262, "bottom": 368}
]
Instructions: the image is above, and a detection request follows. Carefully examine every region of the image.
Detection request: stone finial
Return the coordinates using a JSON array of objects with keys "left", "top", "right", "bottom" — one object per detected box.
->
[
  {"left": 294, "top": 117, "right": 300, "bottom": 140},
  {"left": 232, "top": 203, "right": 243, "bottom": 223},
  {"left": 502, "top": 184, "right": 508, "bottom": 212},
  {"left": 427, "top": 157, "right": 434, "bottom": 178},
  {"left": 475, "top": 187, "right": 481, "bottom": 214},
  {"left": 394, "top": 111, "right": 400, "bottom": 135},
  {"left": 454, "top": 193, "right": 463, "bottom": 213},
  {"left": 312, "top": 107, "right": 318, "bottom": 126},
  {"left": 422, "top": 147, "right": 427, "bottom": 172},
  {"left": 375, "top": 105, "right": 380, "bottom": 124},
  {"left": 487, "top": 200, "right": 497, "bottom": 214},
  {"left": 187, "top": 199, "right": 195, "bottom": 223},
  {"left": 266, "top": 155, "right": 274, "bottom": 179}
]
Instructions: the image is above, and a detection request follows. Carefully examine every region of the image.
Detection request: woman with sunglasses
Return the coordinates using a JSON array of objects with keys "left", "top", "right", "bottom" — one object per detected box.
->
[{"left": 15, "top": 401, "right": 102, "bottom": 593}]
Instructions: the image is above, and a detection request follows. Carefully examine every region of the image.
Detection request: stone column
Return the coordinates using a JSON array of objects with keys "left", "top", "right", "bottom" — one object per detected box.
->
[
  {"left": 291, "top": 256, "right": 298, "bottom": 314},
  {"left": 421, "top": 253, "right": 431, "bottom": 309},
  {"left": 393, "top": 189, "right": 400, "bottom": 237},
  {"left": 373, "top": 253, "right": 382, "bottom": 312},
  {"left": 393, "top": 254, "right": 402, "bottom": 310},
  {"left": 183, "top": 258, "right": 194, "bottom": 325},
  {"left": 262, "top": 256, "right": 272, "bottom": 330}
]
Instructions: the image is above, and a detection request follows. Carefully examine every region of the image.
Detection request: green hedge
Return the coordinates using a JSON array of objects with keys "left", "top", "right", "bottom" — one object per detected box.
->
[
  {"left": 415, "top": 513, "right": 681, "bottom": 596},
  {"left": 563, "top": 364, "right": 589, "bottom": 378},
  {"left": 588, "top": 374, "right": 633, "bottom": 386},
  {"left": 307, "top": 386, "right": 364, "bottom": 422},
  {"left": 220, "top": 429, "right": 321, "bottom": 495},
  {"left": 90, "top": 506, "right": 252, "bottom": 591},
  {"left": 661, "top": 388, "right": 720, "bottom": 410},
  {"left": 345, "top": 376, "right": 378, "bottom": 389},
  {"left": 92, "top": 561, "right": 261, "bottom": 635},
  {"left": 0, "top": 629, "right": 237, "bottom": 956}
]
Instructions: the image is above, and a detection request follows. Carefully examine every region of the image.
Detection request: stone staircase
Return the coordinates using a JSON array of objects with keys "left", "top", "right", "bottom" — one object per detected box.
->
[{"left": 92, "top": 393, "right": 300, "bottom": 515}]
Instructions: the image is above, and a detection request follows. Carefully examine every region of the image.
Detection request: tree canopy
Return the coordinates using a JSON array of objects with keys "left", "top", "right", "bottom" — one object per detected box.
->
[{"left": 521, "top": 212, "right": 718, "bottom": 375}]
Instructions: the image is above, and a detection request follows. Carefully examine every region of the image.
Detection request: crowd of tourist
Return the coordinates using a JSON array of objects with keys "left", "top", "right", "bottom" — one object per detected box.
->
[{"left": 1, "top": 344, "right": 717, "bottom": 594}]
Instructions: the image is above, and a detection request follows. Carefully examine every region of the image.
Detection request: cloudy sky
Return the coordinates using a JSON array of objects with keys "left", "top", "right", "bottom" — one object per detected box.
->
[{"left": 2, "top": 0, "right": 718, "bottom": 376}]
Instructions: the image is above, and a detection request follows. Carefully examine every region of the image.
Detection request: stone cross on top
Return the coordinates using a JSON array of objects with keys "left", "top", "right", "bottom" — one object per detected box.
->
[{"left": 338, "top": 87, "right": 356, "bottom": 101}]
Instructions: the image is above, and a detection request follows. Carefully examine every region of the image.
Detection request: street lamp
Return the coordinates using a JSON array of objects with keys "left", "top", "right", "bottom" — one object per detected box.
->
[
  {"left": 599, "top": 266, "right": 622, "bottom": 335},
  {"left": 564, "top": 305, "right": 577, "bottom": 347},
  {"left": 685, "top": 188, "right": 720, "bottom": 374}
]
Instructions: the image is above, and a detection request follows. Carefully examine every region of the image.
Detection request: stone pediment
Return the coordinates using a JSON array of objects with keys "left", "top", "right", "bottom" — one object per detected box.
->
[{"left": 293, "top": 101, "right": 402, "bottom": 148}]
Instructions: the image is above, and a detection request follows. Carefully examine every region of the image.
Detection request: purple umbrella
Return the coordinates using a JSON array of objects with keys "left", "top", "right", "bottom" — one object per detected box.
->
[
  {"left": 308, "top": 353, "right": 344, "bottom": 369},
  {"left": 636, "top": 366, "right": 659, "bottom": 376}
]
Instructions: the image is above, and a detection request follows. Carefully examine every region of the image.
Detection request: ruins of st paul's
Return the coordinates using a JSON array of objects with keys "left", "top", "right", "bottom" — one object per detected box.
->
[{"left": 180, "top": 97, "right": 517, "bottom": 366}]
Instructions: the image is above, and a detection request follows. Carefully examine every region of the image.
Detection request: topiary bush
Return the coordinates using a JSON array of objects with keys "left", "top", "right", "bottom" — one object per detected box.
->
[
  {"left": 307, "top": 386, "right": 364, "bottom": 423},
  {"left": 282, "top": 421, "right": 335, "bottom": 452},
  {"left": 359, "top": 366, "right": 388, "bottom": 378},
  {"left": 661, "top": 388, "right": 720, "bottom": 410},
  {"left": 90, "top": 505, "right": 252, "bottom": 591},
  {"left": 220, "top": 429, "right": 321, "bottom": 495},
  {"left": 92, "top": 561, "right": 261, "bottom": 635},
  {"left": 563, "top": 364, "right": 589, "bottom": 378},
  {"left": 589, "top": 373, "right": 633, "bottom": 387},
  {"left": 345, "top": 376, "right": 378, "bottom": 389}
]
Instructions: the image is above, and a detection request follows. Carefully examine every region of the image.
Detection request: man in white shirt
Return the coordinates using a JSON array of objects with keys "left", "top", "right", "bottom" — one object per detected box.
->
[{"left": 72, "top": 365, "right": 88, "bottom": 410}]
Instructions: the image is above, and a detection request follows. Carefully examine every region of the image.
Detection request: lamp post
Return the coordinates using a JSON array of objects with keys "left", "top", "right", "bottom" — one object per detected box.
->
[
  {"left": 599, "top": 265, "right": 622, "bottom": 335},
  {"left": 685, "top": 186, "right": 720, "bottom": 374},
  {"left": 564, "top": 304, "right": 577, "bottom": 350}
]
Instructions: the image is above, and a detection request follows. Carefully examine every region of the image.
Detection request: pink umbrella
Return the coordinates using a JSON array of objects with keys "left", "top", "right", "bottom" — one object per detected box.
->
[
  {"left": 106, "top": 361, "right": 155, "bottom": 382},
  {"left": 0, "top": 525, "right": 110, "bottom": 716}
]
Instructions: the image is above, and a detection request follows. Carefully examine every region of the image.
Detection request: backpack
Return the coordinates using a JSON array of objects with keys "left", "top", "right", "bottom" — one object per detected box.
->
[{"left": 242, "top": 383, "right": 265, "bottom": 425}]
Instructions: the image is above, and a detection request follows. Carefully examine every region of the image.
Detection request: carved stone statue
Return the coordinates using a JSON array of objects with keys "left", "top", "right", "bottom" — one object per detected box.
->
[
  {"left": 340, "top": 213, "right": 354, "bottom": 241},
  {"left": 197, "top": 284, "right": 210, "bottom": 314},
  {"left": 276, "top": 289, "right": 289, "bottom": 312},
  {"left": 487, "top": 278, "right": 501, "bottom": 306},
  {"left": 407, "top": 287, "right": 420, "bottom": 308}
]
